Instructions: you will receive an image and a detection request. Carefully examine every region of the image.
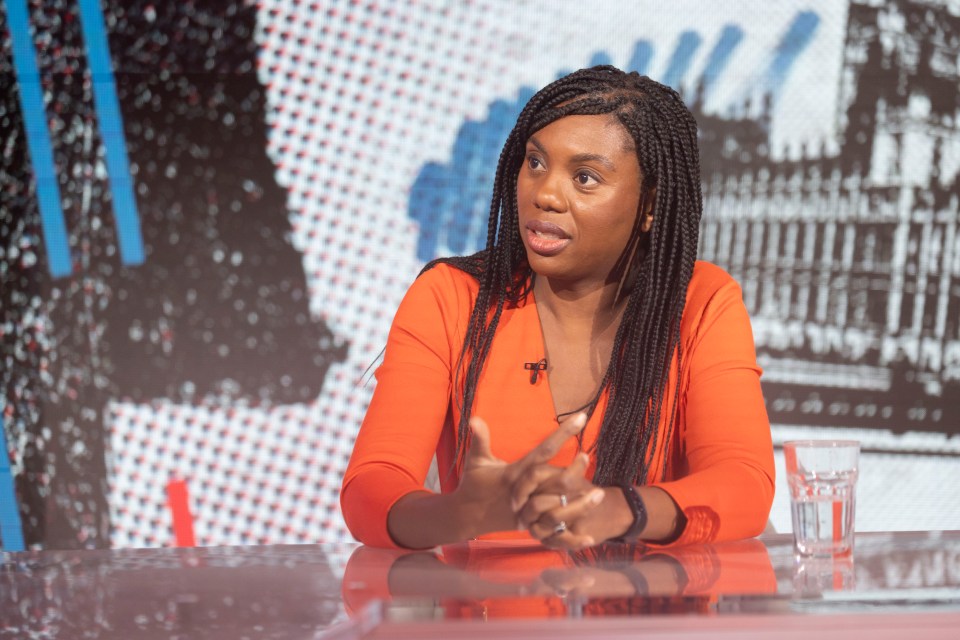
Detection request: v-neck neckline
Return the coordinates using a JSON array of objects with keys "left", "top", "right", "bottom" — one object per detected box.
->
[{"left": 527, "top": 286, "right": 608, "bottom": 426}]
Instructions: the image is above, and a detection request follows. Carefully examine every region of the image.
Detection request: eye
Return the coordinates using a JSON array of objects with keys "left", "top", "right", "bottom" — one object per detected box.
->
[
  {"left": 526, "top": 154, "right": 544, "bottom": 171},
  {"left": 575, "top": 171, "right": 598, "bottom": 186}
]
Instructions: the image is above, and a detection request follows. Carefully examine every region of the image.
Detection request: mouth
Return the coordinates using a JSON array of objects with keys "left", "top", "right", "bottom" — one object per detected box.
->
[{"left": 524, "top": 220, "right": 571, "bottom": 256}]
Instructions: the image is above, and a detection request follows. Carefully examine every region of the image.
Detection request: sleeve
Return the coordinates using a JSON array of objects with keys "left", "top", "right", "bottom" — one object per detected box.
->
[
  {"left": 340, "top": 265, "right": 468, "bottom": 548},
  {"left": 651, "top": 275, "right": 775, "bottom": 545}
]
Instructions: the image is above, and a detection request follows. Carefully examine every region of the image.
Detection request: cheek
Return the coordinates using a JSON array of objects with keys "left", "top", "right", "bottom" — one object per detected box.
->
[
  {"left": 516, "top": 171, "right": 533, "bottom": 202},
  {"left": 586, "top": 195, "right": 638, "bottom": 234}
]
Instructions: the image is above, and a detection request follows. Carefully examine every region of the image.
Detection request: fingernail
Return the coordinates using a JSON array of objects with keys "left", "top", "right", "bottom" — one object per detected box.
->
[
  {"left": 511, "top": 498, "right": 520, "bottom": 512},
  {"left": 590, "top": 490, "right": 604, "bottom": 505},
  {"left": 584, "top": 537, "right": 596, "bottom": 547}
]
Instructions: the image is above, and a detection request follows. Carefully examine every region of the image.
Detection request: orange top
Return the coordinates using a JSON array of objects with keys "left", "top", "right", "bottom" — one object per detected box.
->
[{"left": 341, "top": 261, "right": 775, "bottom": 548}]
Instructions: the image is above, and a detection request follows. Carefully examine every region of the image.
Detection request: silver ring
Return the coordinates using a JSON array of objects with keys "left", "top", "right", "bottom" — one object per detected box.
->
[
  {"left": 559, "top": 494, "right": 568, "bottom": 508},
  {"left": 553, "top": 520, "right": 567, "bottom": 535}
]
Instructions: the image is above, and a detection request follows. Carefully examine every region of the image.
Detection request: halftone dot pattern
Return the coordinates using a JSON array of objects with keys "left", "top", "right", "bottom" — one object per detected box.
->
[
  {"left": 109, "top": 400, "right": 351, "bottom": 546},
  {"left": 100, "top": 0, "right": 960, "bottom": 547},
  {"left": 249, "top": 0, "right": 855, "bottom": 546}
]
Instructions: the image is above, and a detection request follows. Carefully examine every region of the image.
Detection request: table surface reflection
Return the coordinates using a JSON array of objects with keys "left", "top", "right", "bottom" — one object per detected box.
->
[{"left": 2, "top": 531, "right": 959, "bottom": 639}]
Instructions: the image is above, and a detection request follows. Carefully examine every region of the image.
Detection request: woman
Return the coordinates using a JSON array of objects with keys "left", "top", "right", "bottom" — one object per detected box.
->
[{"left": 341, "top": 66, "right": 774, "bottom": 550}]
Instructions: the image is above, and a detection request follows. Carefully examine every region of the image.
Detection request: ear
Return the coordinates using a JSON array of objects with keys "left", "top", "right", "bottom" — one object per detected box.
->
[{"left": 640, "top": 187, "right": 656, "bottom": 233}]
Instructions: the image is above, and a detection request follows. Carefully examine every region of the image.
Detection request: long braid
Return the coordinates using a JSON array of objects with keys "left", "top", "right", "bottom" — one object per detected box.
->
[{"left": 426, "top": 66, "right": 703, "bottom": 483}]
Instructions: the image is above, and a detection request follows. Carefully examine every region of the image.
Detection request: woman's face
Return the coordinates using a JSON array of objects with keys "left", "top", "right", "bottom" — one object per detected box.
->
[{"left": 516, "top": 114, "right": 649, "bottom": 289}]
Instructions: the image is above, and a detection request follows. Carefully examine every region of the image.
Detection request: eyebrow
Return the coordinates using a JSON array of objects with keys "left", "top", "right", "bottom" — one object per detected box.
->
[
  {"left": 527, "top": 136, "right": 617, "bottom": 171},
  {"left": 570, "top": 152, "right": 616, "bottom": 171}
]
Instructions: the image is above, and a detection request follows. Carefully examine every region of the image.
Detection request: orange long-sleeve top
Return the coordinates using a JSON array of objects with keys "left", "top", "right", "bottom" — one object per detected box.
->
[{"left": 341, "top": 261, "right": 775, "bottom": 548}]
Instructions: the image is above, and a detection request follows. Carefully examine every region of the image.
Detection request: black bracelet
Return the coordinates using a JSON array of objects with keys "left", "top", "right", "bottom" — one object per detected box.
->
[
  {"left": 620, "top": 565, "right": 649, "bottom": 595},
  {"left": 615, "top": 484, "right": 648, "bottom": 542}
]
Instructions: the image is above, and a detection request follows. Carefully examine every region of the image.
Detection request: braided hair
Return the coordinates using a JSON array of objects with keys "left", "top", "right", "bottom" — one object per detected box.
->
[{"left": 425, "top": 65, "right": 703, "bottom": 487}]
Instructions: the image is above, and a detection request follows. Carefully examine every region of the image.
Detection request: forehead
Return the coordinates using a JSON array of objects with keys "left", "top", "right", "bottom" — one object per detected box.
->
[{"left": 527, "top": 114, "right": 634, "bottom": 155}]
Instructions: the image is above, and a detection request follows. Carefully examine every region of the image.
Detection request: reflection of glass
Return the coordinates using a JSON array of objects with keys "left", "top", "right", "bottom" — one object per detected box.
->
[
  {"left": 793, "top": 554, "right": 857, "bottom": 595},
  {"left": 342, "top": 539, "right": 776, "bottom": 620},
  {"left": 784, "top": 440, "right": 860, "bottom": 557}
]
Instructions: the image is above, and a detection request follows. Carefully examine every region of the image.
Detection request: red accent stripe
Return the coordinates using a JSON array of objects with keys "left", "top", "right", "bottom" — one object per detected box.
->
[
  {"left": 832, "top": 500, "right": 843, "bottom": 545},
  {"left": 166, "top": 479, "right": 197, "bottom": 547}
]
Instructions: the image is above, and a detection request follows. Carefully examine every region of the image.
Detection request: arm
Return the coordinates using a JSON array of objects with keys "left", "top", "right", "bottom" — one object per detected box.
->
[
  {"left": 340, "top": 265, "right": 464, "bottom": 547},
  {"left": 650, "top": 274, "right": 775, "bottom": 544},
  {"left": 514, "top": 269, "right": 774, "bottom": 547},
  {"left": 387, "top": 415, "right": 590, "bottom": 548},
  {"left": 512, "top": 458, "right": 683, "bottom": 546},
  {"left": 341, "top": 266, "right": 594, "bottom": 548}
]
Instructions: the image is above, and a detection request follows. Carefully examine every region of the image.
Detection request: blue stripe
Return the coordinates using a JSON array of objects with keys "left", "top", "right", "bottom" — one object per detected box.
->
[
  {"left": 6, "top": 0, "right": 73, "bottom": 278},
  {"left": 77, "top": 0, "right": 145, "bottom": 267},
  {"left": 589, "top": 51, "right": 613, "bottom": 67},
  {"left": 700, "top": 25, "right": 744, "bottom": 102},
  {"left": 626, "top": 41, "right": 654, "bottom": 76},
  {"left": 662, "top": 31, "right": 702, "bottom": 91},
  {"left": 766, "top": 11, "right": 820, "bottom": 96},
  {"left": 0, "top": 397, "right": 25, "bottom": 551}
]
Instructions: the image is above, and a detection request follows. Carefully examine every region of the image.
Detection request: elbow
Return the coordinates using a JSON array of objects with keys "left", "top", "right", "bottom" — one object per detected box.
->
[
  {"left": 339, "top": 482, "right": 361, "bottom": 541},
  {"left": 745, "top": 465, "right": 776, "bottom": 537},
  {"left": 340, "top": 475, "right": 407, "bottom": 548},
  {"left": 339, "top": 479, "right": 374, "bottom": 546}
]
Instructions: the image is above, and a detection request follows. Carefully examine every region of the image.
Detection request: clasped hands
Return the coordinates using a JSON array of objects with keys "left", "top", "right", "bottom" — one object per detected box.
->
[{"left": 459, "top": 412, "right": 623, "bottom": 550}]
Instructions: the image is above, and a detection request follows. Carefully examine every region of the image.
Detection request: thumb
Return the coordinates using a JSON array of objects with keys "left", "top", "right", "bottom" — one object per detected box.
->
[{"left": 466, "top": 416, "right": 495, "bottom": 463}]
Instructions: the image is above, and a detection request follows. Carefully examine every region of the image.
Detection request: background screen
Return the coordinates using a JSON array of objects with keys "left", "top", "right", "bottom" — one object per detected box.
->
[{"left": 2, "top": 0, "right": 958, "bottom": 549}]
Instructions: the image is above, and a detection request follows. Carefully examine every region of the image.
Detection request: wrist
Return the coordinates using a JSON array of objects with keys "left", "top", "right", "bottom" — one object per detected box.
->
[
  {"left": 600, "top": 486, "right": 636, "bottom": 542},
  {"left": 446, "top": 489, "right": 486, "bottom": 541},
  {"left": 448, "top": 484, "right": 515, "bottom": 541},
  {"left": 614, "top": 484, "right": 648, "bottom": 542}
]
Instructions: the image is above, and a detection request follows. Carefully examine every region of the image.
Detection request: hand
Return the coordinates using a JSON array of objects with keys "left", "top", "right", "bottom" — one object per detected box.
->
[
  {"left": 513, "top": 457, "right": 607, "bottom": 549},
  {"left": 516, "top": 467, "right": 685, "bottom": 548},
  {"left": 387, "top": 413, "right": 614, "bottom": 548},
  {"left": 449, "top": 413, "right": 594, "bottom": 539},
  {"left": 507, "top": 413, "right": 610, "bottom": 549}
]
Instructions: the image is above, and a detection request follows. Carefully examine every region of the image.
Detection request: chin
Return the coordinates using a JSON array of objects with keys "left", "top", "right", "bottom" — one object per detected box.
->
[{"left": 526, "top": 258, "right": 573, "bottom": 282}]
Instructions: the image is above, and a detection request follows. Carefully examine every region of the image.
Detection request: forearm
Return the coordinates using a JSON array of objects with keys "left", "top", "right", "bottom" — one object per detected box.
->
[
  {"left": 386, "top": 488, "right": 515, "bottom": 549},
  {"left": 386, "top": 491, "right": 470, "bottom": 549},
  {"left": 652, "top": 460, "right": 774, "bottom": 542}
]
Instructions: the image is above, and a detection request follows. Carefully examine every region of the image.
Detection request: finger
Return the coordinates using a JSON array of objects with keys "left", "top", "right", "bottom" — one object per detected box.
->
[
  {"left": 510, "top": 464, "right": 564, "bottom": 512},
  {"left": 529, "top": 489, "right": 604, "bottom": 541},
  {"left": 553, "top": 452, "right": 590, "bottom": 490},
  {"left": 511, "top": 412, "right": 587, "bottom": 477},
  {"left": 466, "top": 416, "right": 494, "bottom": 463},
  {"left": 512, "top": 451, "right": 591, "bottom": 515},
  {"left": 516, "top": 493, "right": 568, "bottom": 529},
  {"left": 541, "top": 529, "right": 597, "bottom": 551}
]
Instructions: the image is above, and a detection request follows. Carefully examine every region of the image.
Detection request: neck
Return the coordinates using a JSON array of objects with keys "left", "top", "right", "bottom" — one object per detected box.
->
[{"left": 533, "top": 276, "right": 626, "bottom": 335}]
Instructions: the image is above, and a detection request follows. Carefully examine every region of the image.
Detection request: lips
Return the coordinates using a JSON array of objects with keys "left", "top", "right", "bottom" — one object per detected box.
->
[{"left": 525, "top": 220, "right": 571, "bottom": 256}]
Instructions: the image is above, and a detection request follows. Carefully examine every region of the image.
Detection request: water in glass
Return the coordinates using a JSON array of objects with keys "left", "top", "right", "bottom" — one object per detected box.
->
[{"left": 788, "top": 469, "right": 857, "bottom": 556}]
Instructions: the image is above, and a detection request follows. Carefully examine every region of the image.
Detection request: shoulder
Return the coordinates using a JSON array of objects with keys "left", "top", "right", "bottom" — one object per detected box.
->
[
  {"left": 392, "top": 261, "right": 479, "bottom": 333},
  {"left": 680, "top": 261, "right": 747, "bottom": 336},
  {"left": 410, "top": 261, "right": 480, "bottom": 306},
  {"left": 686, "top": 261, "right": 740, "bottom": 304}
]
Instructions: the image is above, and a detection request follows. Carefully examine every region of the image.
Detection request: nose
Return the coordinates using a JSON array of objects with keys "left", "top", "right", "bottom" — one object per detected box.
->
[{"left": 533, "top": 172, "right": 566, "bottom": 213}]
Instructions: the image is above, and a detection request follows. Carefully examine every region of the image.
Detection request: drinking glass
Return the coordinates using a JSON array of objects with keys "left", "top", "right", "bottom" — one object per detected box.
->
[{"left": 784, "top": 440, "right": 859, "bottom": 557}]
